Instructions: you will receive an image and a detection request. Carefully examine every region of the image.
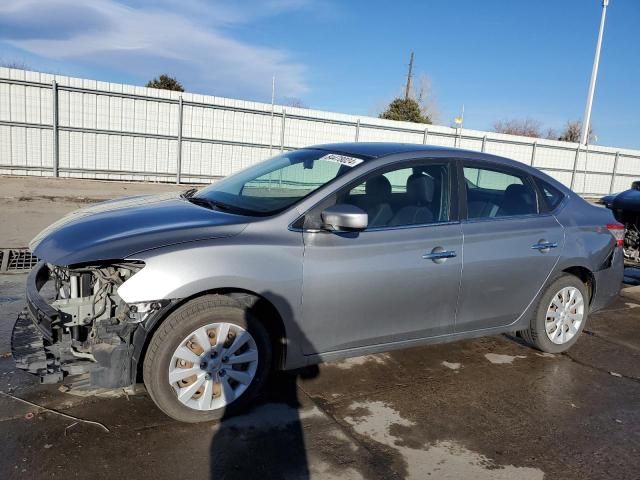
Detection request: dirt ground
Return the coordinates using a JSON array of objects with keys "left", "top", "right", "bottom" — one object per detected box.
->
[
  {"left": 0, "top": 175, "right": 639, "bottom": 480},
  {"left": 0, "top": 176, "right": 192, "bottom": 247}
]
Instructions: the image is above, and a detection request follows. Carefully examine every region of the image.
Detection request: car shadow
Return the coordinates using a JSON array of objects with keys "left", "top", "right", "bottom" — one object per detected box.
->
[{"left": 209, "top": 292, "right": 320, "bottom": 480}]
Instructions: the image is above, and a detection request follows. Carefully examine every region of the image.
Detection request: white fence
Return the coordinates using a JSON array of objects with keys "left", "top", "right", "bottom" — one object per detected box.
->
[{"left": 0, "top": 67, "right": 637, "bottom": 195}]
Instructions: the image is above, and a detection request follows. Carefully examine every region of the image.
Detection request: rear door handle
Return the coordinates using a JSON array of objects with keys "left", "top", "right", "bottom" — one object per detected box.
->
[
  {"left": 423, "top": 247, "right": 457, "bottom": 264},
  {"left": 531, "top": 241, "right": 558, "bottom": 252}
]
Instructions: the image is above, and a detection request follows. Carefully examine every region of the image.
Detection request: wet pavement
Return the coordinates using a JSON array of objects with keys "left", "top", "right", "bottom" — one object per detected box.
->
[{"left": 1, "top": 270, "right": 639, "bottom": 479}]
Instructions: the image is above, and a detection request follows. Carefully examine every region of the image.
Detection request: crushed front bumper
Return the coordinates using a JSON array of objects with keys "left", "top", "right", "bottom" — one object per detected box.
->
[
  {"left": 14, "top": 261, "right": 173, "bottom": 389},
  {"left": 12, "top": 262, "right": 64, "bottom": 383},
  {"left": 11, "top": 310, "right": 63, "bottom": 383},
  {"left": 24, "top": 262, "right": 58, "bottom": 342}
]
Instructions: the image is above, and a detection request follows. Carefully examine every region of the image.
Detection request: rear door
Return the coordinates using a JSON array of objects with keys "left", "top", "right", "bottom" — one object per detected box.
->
[{"left": 456, "top": 162, "right": 564, "bottom": 332}]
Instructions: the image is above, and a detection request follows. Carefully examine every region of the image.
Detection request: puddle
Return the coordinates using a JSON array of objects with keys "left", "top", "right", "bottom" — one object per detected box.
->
[{"left": 344, "top": 400, "right": 543, "bottom": 480}]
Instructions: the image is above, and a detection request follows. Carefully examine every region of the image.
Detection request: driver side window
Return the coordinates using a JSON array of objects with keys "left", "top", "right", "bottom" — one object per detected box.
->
[{"left": 303, "top": 162, "right": 451, "bottom": 230}]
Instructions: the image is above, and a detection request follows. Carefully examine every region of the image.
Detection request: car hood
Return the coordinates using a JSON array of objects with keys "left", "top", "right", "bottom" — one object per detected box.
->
[{"left": 30, "top": 192, "right": 249, "bottom": 266}]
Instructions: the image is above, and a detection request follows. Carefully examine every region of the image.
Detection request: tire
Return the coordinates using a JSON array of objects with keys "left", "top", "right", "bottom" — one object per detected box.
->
[
  {"left": 521, "top": 273, "right": 589, "bottom": 354},
  {"left": 143, "top": 294, "right": 272, "bottom": 423}
]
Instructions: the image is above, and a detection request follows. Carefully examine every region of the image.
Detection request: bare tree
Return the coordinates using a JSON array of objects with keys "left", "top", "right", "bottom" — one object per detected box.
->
[
  {"left": 282, "top": 98, "right": 308, "bottom": 109},
  {"left": 493, "top": 118, "right": 543, "bottom": 138},
  {"left": 413, "top": 74, "right": 439, "bottom": 124},
  {"left": 1, "top": 60, "right": 30, "bottom": 70},
  {"left": 544, "top": 128, "right": 559, "bottom": 140},
  {"left": 557, "top": 120, "right": 594, "bottom": 143},
  {"left": 493, "top": 118, "right": 596, "bottom": 143}
]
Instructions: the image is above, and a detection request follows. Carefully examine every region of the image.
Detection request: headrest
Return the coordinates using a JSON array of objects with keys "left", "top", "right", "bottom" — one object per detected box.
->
[
  {"left": 365, "top": 175, "right": 392, "bottom": 199},
  {"left": 504, "top": 184, "right": 534, "bottom": 205},
  {"left": 407, "top": 173, "right": 434, "bottom": 204}
]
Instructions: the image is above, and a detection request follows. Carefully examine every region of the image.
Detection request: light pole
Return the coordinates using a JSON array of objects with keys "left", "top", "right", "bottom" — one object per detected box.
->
[
  {"left": 581, "top": 0, "right": 609, "bottom": 146},
  {"left": 572, "top": 0, "right": 609, "bottom": 190},
  {"left": 269, "top": 75, "right": 276, "bottom": 157},
  {"left": 453, "top": 105, "right": 464, "bottom": 147}
]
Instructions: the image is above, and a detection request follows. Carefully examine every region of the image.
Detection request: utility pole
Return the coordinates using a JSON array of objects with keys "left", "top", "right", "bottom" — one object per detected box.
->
[
  {"left": 404, "top": 51, "right": 414, "bottom": 100},
  {"left": 581, "top": 0, "right": 609, "bottom": 146}
]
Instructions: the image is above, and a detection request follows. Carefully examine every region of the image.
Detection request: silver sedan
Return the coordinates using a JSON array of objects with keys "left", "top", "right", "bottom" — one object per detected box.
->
[{"left": 16, "top": 143, "right": 623, "bottom": 422}]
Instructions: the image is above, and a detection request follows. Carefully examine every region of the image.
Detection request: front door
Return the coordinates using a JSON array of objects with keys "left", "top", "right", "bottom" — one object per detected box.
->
[{"left": 299, "top": 160, "right": 463, "bottom": 354}]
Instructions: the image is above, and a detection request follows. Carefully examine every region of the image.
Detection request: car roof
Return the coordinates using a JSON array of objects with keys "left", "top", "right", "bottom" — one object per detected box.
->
[
  {"left": 309, "top": 142, "right": 454, "bottom": 159},
  {"left": 308, "top": 142, "right": 570, "bottom": 193}
]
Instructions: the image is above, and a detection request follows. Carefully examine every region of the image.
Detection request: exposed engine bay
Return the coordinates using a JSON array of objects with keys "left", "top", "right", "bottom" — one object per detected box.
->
[
  {"left": 13, "top": 261, "right": 167, "bottom": 388},
  {"left": 600, "top": 181, "right": 640, "bottom": 265}
]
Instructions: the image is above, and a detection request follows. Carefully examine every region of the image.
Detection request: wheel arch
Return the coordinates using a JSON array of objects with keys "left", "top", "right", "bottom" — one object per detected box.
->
[
  {"left": 561, "top": 265, "right": 595, "bottom": 304},
  {"left": 132, "top": 288, "right": 289, "bottom": 383}
]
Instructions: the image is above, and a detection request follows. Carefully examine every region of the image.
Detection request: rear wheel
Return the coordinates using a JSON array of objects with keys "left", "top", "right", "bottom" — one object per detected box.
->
[
  {"left": 143, "top": 295, "right": 272, "bottom": 423},
  {"left": 521, "top": 274, "right": 589, "bottom": 353}
]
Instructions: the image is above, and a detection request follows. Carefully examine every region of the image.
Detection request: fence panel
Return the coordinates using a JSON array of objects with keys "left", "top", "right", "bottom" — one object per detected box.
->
[{"left": 1, "top": 67, "right": 639, "bottom": 195}]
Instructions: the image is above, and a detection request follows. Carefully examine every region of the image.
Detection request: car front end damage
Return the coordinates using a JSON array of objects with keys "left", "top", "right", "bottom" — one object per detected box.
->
[{"left": 12, "top": 261, "right": 173, "bottom": 388}]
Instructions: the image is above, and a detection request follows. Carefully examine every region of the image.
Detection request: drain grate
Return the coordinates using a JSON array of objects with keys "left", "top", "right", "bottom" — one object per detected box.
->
[{"left": 1, "top": 249, "right": 39, "bottom": 273}]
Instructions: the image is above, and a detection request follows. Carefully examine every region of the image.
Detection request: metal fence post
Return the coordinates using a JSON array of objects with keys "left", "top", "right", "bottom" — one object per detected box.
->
[
  {"left": 176, "top": 96, "right": 183, "bottom": 184},
  {"left": 355, "top": 119, "right": 360, "bottom": 142},
  {"left": 609, "top": 151, "right": 620, "bottom": 193},
  {"left": 481, "top": 135, "right": 487, "bottom": 152},
  {"left": 570, "top": 145, "right": 581, "bottom": 190},
  {"left": 530, "top": 141, "right": 537, "bottom": 167},
  {"left": 422, "top": 128, "right": 429, "bottom": 145},
  {"left": 280, "top": 109, "right": 286, "bottom": 152},
  {"left": 52, "top": 80, "right": 59, "bottom": 177}
]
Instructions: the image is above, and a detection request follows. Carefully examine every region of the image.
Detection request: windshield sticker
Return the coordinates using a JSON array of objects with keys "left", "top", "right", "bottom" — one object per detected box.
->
[{"left": 320, "top": 153, "right": 364, "bottom": 167}]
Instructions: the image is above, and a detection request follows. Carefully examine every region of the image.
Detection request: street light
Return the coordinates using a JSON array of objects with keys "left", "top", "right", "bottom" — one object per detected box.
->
[
  {"left": 453, "top": 105, "right": 464, "bottom": 147},
  {"left": 581, "top": 0, "right": 609, "bottom": 146},
  {"left": 572, "top": 0, "right": 609, "bottom": 191}
]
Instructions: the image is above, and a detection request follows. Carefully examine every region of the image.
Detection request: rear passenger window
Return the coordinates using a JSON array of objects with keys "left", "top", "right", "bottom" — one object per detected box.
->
[
  {"left": 534, "top": 178, "right": 565, "bottom": 211},
  {"left": 464, "top": 166, "right": 537, "bottom": 219}
]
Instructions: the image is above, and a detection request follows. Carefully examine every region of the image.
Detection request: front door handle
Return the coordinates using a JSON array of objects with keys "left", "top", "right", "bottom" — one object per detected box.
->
[
  {"left": 423, "top": 247, "right": 457, "bottom": 264},
  {"left": 531, "top": 240, "right": 558, "bottom": 253}
]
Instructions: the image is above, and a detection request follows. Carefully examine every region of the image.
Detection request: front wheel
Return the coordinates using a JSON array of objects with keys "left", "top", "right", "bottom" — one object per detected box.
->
[
  {"left": 520, "top": 274, "right": 589, "bottom": 353},
  {"left": 143, "top": 295, "right": 272, "bottom": 423}
]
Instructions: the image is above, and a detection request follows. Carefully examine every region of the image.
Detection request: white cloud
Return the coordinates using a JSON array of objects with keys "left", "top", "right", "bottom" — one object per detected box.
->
[{"left": 0, "top": 0, "right": 309, "bottom": 99}]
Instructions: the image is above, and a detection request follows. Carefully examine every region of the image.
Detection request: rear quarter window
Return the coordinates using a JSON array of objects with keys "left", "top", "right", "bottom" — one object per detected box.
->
[{"left": 534, "top": 178, "right": 565, "bottom": 211}]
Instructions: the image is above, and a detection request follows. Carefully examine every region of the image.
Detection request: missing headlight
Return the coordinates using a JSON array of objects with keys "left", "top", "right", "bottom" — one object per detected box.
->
[{"left": 126, "top": 300, "right": 168, "bottom": 323}]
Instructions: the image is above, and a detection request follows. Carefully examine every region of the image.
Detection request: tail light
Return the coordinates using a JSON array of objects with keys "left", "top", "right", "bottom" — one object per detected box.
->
[{"left": 606, "top": 223, "right": 625, "bottom": 247}]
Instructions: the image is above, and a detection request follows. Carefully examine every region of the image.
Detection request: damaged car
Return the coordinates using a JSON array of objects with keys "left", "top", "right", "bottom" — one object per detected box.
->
[{"left": 13, "top": 143, "right": 624, "bottom": 423}]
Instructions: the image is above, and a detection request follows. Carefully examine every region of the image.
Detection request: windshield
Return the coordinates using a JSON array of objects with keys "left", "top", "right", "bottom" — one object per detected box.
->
[{"left": 194, "top": 149, "right": 367, "bottom": 215}]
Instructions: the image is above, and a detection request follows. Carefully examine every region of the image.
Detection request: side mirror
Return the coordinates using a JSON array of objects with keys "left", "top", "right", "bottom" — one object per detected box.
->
[{"left": 321, "top": 204, "right": 368, "bottom": 232}]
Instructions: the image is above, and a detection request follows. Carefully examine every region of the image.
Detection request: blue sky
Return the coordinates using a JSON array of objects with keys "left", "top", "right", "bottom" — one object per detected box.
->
[{"left": 1, "top": 0, "right": 638, "bottom": 149}]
